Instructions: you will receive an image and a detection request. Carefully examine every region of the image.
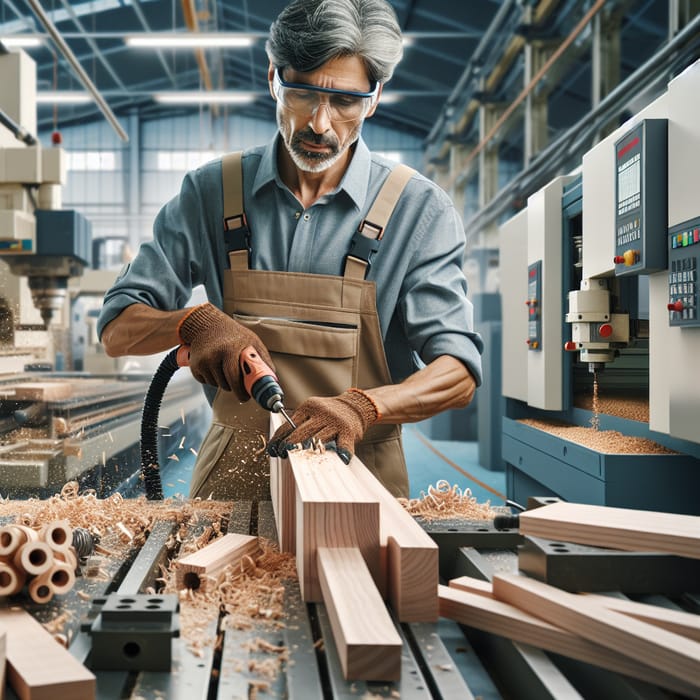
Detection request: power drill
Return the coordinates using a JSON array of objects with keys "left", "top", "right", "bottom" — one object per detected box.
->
[
  {"left": 177, "top": 344, "right": 295, "bottom": 428},
  {"left": 239, "top": 346, "right": 296, "bottom": 429}
]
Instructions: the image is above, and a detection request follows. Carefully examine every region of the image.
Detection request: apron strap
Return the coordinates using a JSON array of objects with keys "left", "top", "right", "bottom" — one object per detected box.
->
[
  {"left": 221, "top": 151, "right": 415, "bottom": 276},
  {"left": 343, "top": 163, "right": 416, "bottom": 280},
  {"left": 221, "top": 151, "right": 251, "bottom": 269}
]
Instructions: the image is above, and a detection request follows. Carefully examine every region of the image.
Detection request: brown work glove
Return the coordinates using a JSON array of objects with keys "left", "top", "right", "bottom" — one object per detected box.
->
[
  {"left": 178, "top": 302, "right": 274, "bottom": 400},
  {"left": 267, "top": 388, "right": 380, "bottom": 464}
]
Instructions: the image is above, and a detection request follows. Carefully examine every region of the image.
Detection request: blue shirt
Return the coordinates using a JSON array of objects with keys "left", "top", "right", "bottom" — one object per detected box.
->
[{"left": 98, "top": 135, "right": 483, "bottom": 387}]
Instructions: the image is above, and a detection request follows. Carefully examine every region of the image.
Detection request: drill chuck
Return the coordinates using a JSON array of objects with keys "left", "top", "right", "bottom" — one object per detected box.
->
[{"left": 250, "top": 374, "right": 285, "bottom": 412}]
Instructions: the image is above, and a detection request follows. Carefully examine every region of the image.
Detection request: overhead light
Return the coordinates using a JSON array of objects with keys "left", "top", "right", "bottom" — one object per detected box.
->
[
  {"left": 1, "top": 35, "right": 43, "bottom": 48},
  {"left": 154, "top": 92, "right": 257, "bottom": 105},
  {"left": 125, "top": 33, "right": 255, "bottom": 48},
  {"left": 379, "top": 93, "right": 403, "bottom": 105},
  {"left": 36, "top": 91, "right": 92, "bottom": 104}
]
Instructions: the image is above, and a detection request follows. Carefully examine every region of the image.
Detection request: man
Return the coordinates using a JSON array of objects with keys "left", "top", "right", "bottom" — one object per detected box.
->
[{"left": 98, "top": 0, "right": 483, "bottom": 501}]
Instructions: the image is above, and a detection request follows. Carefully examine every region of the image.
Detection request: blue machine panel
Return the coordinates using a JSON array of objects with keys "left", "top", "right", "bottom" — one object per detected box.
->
[
  {"left": 667, "top": 215, "right": 700, "bottom": 327},
  {"left": 613, "top": 119, "right": 667, "bottom": 276},
  {"left": 526, "top": 260, "right": 542, "bottom": 351}
]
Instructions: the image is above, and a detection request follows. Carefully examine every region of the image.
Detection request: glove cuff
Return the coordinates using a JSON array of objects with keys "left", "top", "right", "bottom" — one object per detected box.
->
[
  {"left": 177, "top": 303, "right": 218, "bottom": 343},
  {"left": 346, "top": 387, "right": 382, "bottom": 425}
]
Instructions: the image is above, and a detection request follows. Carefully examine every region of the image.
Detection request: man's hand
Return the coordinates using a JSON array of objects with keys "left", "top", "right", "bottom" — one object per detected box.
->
[
  {"left": 267, "top": 388, "right": 380, "bottom": 464},
  {"left": 178, "top": 303, "right": 274, "bottom": 400}
]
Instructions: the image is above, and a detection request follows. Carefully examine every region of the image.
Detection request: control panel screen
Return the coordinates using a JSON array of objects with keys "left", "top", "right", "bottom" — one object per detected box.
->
[{"left": 613, "top": 119, "right": 667, "bottom": 276}]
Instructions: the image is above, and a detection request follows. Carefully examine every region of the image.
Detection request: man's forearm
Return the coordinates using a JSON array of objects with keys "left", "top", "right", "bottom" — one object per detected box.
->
[
  {"left": 368, "top": 355, "right": 476, "bottom": 424},
  {"left": 101, "top": 303, "right": 191, "bottom": 357}
]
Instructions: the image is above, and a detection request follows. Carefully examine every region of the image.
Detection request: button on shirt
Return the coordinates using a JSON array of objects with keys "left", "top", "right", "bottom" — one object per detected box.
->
[{"left": 97, "top": 135, "right": 483, "bottom": 386}]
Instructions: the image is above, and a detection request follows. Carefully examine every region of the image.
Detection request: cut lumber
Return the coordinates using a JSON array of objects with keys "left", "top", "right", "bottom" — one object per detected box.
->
[
  {"left": 174, "top": 533, "right": 260, "bottom": 591},
  {"left": 347, "top": 455, "right": 439, "bottom": 622},
  {"left": 438, "top": 584, "right": 700, "bottom": 699},
  {"left": 269, "top": 413, "right": 296, "bottom": 554},
  {"left": 450, "top": 576, "right": 700, "bottom": 643},
  {"left": 318, "top": 547, "right": 402, "bottom": 681},
  {"left": 0, "top": 382, "right": 73, "bottom": 401},
  {"left": 517, "top": 502, "right": 700, "bottom": 559},
  {"left": 491, "top": 573, "right": 700, "bottom": 691},
  {"left": 2, "top": 605, "right": 95, "bottom": 699},
  {"left": 287, "top": 448, "right": 380, "bottom": 602},
  {"left": 583, "top": 593, "right": 700, "bottom": 643}
]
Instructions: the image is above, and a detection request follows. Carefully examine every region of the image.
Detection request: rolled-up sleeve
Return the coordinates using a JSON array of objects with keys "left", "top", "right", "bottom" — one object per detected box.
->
[
  {"left": 97, "top": 170, "right": 213, "bottom": 339},
  {"left": 396, "top": 194, "right": 484, "bottom": 385}
]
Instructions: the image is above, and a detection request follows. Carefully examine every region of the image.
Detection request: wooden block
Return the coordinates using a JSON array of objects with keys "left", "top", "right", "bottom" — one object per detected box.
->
[
  {"left": 174, "top": 533, "right": 260, "bottom": 590},
  {"left": 0, "top": 382, "right": 73, "bottom": 401},
  {"left": 438, "top": 585, "right": 699, "bottom": 699},
  {"left": 518, "top": 502, "right": 700, "bottom": 559},
  {"left": 288, "top": 448, "right": 380, "bottom": 602},
  {"left": 491, "top": 573, "right": 700, "bottom": 691},
  {"left": 269, "top": 413, "right": 296, "bottom": 554},
  {"left": 1, "top": 606, "right": 95, "bottom": 699},
  {"left": 317, "top": 547, "right": 402, "bottom": 681},
  {"left": 0, "top": 627, "right": 5, "bottom": 700},
  {"left": 348, "top": 456, "right": 439, "bottom": 622}
]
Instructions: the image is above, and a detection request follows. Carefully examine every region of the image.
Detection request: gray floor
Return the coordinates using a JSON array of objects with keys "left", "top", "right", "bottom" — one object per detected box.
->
[{"left": 402, "top": 425, "right": 506, "bottom": 506}]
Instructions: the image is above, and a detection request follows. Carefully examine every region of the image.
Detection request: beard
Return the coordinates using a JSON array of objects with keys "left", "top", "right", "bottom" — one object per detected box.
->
[{"left": 278, "top": 108, "right": 362, "bottom": 173}]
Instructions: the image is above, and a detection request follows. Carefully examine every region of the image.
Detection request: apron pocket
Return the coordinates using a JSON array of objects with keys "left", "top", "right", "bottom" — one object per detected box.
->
[
  {"left": 233, "top": 315, "right": 360, "bottom": 405},
  {"left": 189, "top": 422, "right": 233, "bottom": 497}
]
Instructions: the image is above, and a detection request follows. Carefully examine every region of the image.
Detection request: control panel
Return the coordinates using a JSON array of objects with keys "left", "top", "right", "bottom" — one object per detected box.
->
[
  {"left": 526, "top": 260, "right": 542, "bottom": 351},
  {"left": 667, "top": 215, "right": 700, "bottom": 327},
  {"left": 613, "top": 119, "right": 667, "bottom": 276}
]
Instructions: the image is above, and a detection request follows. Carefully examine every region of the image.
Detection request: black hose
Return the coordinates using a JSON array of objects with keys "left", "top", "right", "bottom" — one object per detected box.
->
[{"left": 140, "top": 347, "right": 181, "bottom": 500}]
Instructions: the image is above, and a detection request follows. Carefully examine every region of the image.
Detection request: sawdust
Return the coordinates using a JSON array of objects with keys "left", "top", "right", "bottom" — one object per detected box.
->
[
  {"left": 398, "top": 480, "right": 496, "bottom": 521},
  {"left": 519, "top": 418, "right": 676, "bottom": 454}
]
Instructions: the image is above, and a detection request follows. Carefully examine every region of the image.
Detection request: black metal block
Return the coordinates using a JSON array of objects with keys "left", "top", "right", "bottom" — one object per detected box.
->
[
  {"left": 84, "top": 593, "right": 180, "bottom": 671},
  {"left": 519, "top": 536, "right": 700, "bottom": 594}
]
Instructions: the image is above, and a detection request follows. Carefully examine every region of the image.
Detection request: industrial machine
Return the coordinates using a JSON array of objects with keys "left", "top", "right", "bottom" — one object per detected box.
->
[
  {"left": 498, "top": 58, "right": 700, "bottom": 515},
  {"left": 0, "top": 47, "right": 208, "bottom": 498}
]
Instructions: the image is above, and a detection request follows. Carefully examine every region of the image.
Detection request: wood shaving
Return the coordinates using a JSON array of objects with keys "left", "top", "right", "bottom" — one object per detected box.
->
[
  {"left": 519, "top": 418, "right": 677, "bottom": 454},
  {"left": 398, "top": 480, "right": 496, "bottom": 521}
]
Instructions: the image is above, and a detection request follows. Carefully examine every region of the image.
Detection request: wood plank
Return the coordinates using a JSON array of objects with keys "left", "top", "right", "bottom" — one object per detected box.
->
[
  {"left": 1, "top": 606, "right": 95, "bottom": 700},
  {"left": 317, "top": 547, "right": 402, "bottom": 681},
  {"left": 268, "top": 413, "right": 296, "bottom": 554},
  {"left": 438, "top": 585, "right": 700, "bottom": 699},
  {"left": 174, "top": 532, "right": 260, "bottom": 591},
  {"left": 451, "top": 576, "right": 700, "bottom": 642},
  {"left": 348, "top": 456, "right": 438, "bottom": 622},
  {"left": 518, "top": 502, "right": 700, "bottom": 559},
  {"left": 0, "top": 382, "right": 73, "bottom": 401},
  {"left": 583, "top": 593, "right": 700, "bottom": 643},
  {"left": 491, "top": 573, "right": 700, "bottom": 691},
  {"left": 287, "top": 448, "right": 380, "bottom": 602}
]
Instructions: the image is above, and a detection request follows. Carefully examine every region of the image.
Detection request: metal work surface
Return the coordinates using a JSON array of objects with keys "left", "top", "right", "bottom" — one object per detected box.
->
[{"left": 3, "top": 503, "right": 697, "bottom": 699}]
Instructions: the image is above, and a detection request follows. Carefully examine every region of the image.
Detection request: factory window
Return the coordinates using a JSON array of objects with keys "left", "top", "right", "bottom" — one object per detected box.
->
[
  {"left": 156, "top": 151, "right": 218, "bottom": 171},
  {"left": 67, "top": 151, "right": 117, "bottom": 171}
]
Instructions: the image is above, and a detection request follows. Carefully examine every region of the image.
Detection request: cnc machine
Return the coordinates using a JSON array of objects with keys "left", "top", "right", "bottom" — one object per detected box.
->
[
  {"left": 499, "top": 59, "right": 700, "bottom": 516},
  {"left": 0, "top": 47, "right": 207, "bottom": 498}
]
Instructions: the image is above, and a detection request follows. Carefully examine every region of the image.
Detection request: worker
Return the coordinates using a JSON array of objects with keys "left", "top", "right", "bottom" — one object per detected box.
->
[{"left": 97, "top": 0, "right": 483, "bottom": 501}]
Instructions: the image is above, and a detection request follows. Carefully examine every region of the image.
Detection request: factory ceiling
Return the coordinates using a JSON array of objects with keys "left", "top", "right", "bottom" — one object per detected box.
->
[{"left": 0, "top": 0, "right": 677, "bottom": 148}]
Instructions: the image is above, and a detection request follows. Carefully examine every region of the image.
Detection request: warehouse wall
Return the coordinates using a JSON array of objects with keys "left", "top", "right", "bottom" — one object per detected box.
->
[{"left": 39, "top": 112, "right": 425, "bottom": 262}]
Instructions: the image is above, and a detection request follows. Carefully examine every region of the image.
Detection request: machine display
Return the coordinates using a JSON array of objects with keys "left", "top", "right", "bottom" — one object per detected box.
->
[{"left": 613, "top": 119, "right": 667, "bottom": 276}]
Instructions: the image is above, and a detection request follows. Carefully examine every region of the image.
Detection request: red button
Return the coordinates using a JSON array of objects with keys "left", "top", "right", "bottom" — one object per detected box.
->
[
  {"left": 613, "top": 256, "right": 625, "bottom": 264},
  {"left": 598, "top": 324, "right": 613, "bottom": 338},
  {"left": 564, "top": 341, "right": 577, "bottom": 351},
  {"left": 667, "top": 300, "right": 684, "bottom": 312}
]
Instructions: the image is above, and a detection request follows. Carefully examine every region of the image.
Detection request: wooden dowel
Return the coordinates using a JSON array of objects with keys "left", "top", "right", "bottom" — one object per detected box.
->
[
  {"left": 28, "top": 570, "right": 54, "bottom": 604},
  {"left": 0, "top": 561, "right": 25, "bottom": 596},
  {"left": 14, "top": 541, "right": 53, "bottom": 577}
]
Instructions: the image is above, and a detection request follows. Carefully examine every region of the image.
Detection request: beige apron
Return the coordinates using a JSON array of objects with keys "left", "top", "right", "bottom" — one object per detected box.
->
[{"left": 189, "top": 153, "right": 415, "bottom": 500}]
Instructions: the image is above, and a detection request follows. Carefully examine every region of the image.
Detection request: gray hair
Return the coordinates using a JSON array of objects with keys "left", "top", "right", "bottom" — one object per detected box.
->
[{"left": 265, "top": 0, "right": 403, "bottom": 84}]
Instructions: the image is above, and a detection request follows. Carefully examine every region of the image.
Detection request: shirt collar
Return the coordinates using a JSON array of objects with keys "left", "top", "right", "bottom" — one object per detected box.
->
[{"left": 252, "top": 133, "right": 371, "bottom": 211}]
